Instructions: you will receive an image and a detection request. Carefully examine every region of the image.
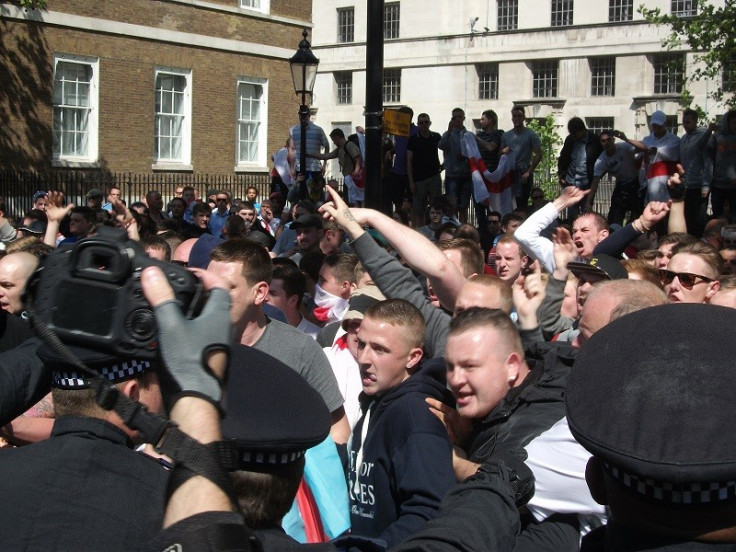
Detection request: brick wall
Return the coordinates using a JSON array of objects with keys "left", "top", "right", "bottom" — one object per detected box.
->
[{"left": 0, "top": 0, "right": 312, "bottom": 174}]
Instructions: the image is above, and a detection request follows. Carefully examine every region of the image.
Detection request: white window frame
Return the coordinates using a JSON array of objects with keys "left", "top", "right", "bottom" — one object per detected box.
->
[
  {"left": 478, "top": 63, "right": 499, "bottom": 100},
  {"left": 52, "top": 54, "right": 99, "bottom": 166},
  {"left": 653, "top": 54, "right": 685, "bottom": 95},
  {"left": 551, "top": 0, "right": 574, "bottom": 27},
  {"left": 337, "top": 7, "right": 355, "bottom": 43},
  {"left": 384, "top": 2, "right": 400, "bottom": 40},
  {"left": 590, "top": 57, "right": 616, "bottom": 96},
  {"left": 335, "top": 72, "right": 353, "bottom": 105},
  {"left": 532, "top": 60, "right": 558, "bottom": 98},
  {"left": 383, "top": 68, "right": 401, "bottom": 104},
  {"left": 671, "top": 0, "right": 696, "bottom": 17},
  {"left": 498, "top": 0, "right": 518, "bottom": 31},
  {"left": 153, "top": 67, "right": 192, "bottom": 169},
  {"left": 608, "top": 0, "right": 633, "bottom": 22},
  {"left": 239, "top": 0, "right": 269, "bottom": 14},
  {"left": 235, "top": 77, "right": 268, "bottom": 169}
]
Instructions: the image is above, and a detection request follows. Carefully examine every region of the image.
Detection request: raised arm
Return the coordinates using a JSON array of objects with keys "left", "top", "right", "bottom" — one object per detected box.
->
[{"left": 515, "top": 186, "right": 588, "bottom": 273}]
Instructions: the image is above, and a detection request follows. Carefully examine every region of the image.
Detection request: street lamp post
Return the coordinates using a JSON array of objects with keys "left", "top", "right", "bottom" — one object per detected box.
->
[{"left": 289, "top": 29, "right": 320, "bottom": 198}]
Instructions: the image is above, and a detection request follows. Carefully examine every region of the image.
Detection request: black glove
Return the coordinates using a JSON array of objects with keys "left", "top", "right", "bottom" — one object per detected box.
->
[
  {"left": 470, "top": 449, "right": 535, "bottom": 508},
  {"left": 154, "top": 287, "right": 233, "bottom": 409},
  {"left": 668, "top": 180, "right": 686, "bottom": 200}
]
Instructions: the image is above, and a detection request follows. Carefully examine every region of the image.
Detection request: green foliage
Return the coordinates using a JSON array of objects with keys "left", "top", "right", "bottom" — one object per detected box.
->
[
  {"left": 526, "top": 115, "right": 563, "bottom": 199},
  {"left": 639, "top": 0, "right": 736, "bottom": 114},
  {"left": 16, "top": 0, "right": 47, "bottom": 9}
]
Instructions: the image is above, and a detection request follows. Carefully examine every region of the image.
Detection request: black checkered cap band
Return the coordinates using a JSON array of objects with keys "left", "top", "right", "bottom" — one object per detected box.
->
[
  {"left": 605, "top": 463, "right": 736, "bottom": 505},
  {"left": 240, "top": 450, "right": 305, "bottom": 466},
  {"left": 52, "top": 360, "right": 152, "bottom": 389}
]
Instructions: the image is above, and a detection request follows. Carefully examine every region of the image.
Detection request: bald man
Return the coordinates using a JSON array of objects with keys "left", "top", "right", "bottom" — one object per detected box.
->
[{"left": 0, "top": 253, "right": 39, "bottom": 315}]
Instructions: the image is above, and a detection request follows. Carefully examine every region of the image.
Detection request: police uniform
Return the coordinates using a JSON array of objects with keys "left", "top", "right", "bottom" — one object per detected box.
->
[
  {"left": 0, "top": 349, "right": 169, "bottom": 551},
  {"left": 567, "top": 304, "right": 736, "bottom": 551}
]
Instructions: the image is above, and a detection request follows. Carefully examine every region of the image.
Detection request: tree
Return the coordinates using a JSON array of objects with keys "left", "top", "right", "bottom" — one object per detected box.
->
[
  {"left": 15, "top": 0, "right": 47, "bottom": 9},
  {"left": 526, "top": 115, "right": 563, "bottom": 200},
  {"left": 639, "top": 0, "right": 736, "bottom": 113}
]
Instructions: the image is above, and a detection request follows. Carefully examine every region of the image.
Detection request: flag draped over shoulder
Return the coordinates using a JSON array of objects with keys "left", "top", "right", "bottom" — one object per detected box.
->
[{"left": 461, "top": 132, "right": 516, "bottom": 215}]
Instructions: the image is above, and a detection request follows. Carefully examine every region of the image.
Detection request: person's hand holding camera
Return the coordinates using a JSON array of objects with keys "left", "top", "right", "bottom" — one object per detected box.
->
[{"left": 141, "top": 266, "right": 233, "bottom": 410}]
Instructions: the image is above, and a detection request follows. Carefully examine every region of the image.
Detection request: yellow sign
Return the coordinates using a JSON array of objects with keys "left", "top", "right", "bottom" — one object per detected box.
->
[{"left": 384, "top": 109, "right": 411, "bottom": 137}]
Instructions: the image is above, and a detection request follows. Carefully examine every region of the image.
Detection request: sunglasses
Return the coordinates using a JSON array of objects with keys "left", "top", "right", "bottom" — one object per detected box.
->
[{"left": 659, "top": 269, "right": 713, "bottom": 289}]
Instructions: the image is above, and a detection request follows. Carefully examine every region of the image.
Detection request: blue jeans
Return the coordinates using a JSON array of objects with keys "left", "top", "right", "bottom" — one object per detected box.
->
[{"left": 445, "top": 175, "right": 473, "bottom": 210}]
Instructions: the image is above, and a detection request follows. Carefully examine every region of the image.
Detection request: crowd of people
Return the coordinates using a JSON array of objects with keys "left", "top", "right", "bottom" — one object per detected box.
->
[{"left": 0, "top": 105, "right": 736, "bottom": 552}]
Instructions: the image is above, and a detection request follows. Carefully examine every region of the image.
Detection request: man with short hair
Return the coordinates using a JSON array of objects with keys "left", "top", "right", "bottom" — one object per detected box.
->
[
  {"left": 516, "top": 186, "right": 610, "bottom": 273},
  {"left": 654, "top": 231, "right": 698, "bottom": 269},
  {"left": 145, "top": 190, "right": 168, "bottom": 225},
  {"left": 181, "top": 186, "right": 198, "bottom": 224},
  {"left": 348, "top": 298, "right": 455, "bottom": 545},
  {"left": 502, "top": 105, "right": 543, "bottom": 209},
  {"left": 662, "top": 240, "right": 722, "bottom": 303},
  {"left": 617, "top": 110, "right": 680, "bottom": 203},
  {"left": 408, "top": 113, "right": 442, "bottom": 228},
  {"left": 0, "top": 252, "right": 40, "bottom": 315},
  {"left": 558, "top": 117, "right": 603, "bottom": 218},
  {"left": 679, "top": 109, "right": 714, "bottom": 236},
  {"left": 284, "top": 213, "right": 323, "bottom": 264},
  {"left": 60, "top": 206, "right": 97, "bottom": 245},
  {"left": 418, "top": 200, "right": 447, "bottom": 243},
  {"left": 102, "top": 186, "right": 122, "bottom": 212},
  {"left": 314, "top": 253, "right": 358, "bottom": 324},
  {"left": 208, "top": 190, "right": 230, "bottom": 238},
  {"left": 309, "top": 129, "right": 364, "bottom": 207},
  {"left": 587, "top": 130, "right": 642, "bottom": 226},
  {"left": 208, "top": 239, "right": 350, "bottom": 444},
  {"left": 183, "top": 202, "right": 211, "bottom": 239},
  {"left": 32, "top": 191, "right": 47, "bottom": 211},
  {"left": 86, "top": 189, "right": 104, "bottom": 210},
  {"left": 268, "top": 260, "right": 320, "bottom": 339},
  {"left": 289, "top": 112, "right": 330, "bottom": 194},
  {"left": 493, "top": 235, "right": 529, "bottom": 285},
  {"left": 439, "top": 107, "right": 473, "bottom": 223},
  {"left": 707, "top": 110, "right": 736, "bottom": 219}
]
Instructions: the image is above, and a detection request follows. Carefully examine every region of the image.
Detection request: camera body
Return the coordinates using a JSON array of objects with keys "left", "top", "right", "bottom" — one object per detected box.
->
[{"left": 27, "top": 226, "right": 203, "bottom": 359}]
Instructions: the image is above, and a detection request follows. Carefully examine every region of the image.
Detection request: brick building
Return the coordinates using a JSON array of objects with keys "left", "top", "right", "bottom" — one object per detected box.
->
[{"left": 0, "top": 0, "right": 312, "bottom": 176}]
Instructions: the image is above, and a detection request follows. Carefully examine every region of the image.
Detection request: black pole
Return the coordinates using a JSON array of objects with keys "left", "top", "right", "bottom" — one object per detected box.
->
[
  {"left": 299, "top": 100, "right": 308, "bottom": 199},
  {"left": 365, "top": 0, "right": 384, "bottom": 211}
]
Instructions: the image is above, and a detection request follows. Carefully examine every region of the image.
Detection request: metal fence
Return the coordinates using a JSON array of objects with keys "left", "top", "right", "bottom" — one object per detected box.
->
[
  {"left": 0, "top": 171, "right": 272, "bottom": 218},
  {"left": 1, "top": 169, "right": 618, "bottom": 226}
]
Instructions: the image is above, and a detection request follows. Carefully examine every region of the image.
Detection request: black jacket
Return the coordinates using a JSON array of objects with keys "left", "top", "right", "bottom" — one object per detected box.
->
[
  {"left": 581, "top": 522, "right": 736, "bottom": 551},
  {"left": 467, "top": 342, "right": 575, "bottom": 463},
  {"left": 0, "top": 416, "right": 169, "bottom": 551},
  {"left": 558, "top": 131, "right": 603, "bottom": 188},
  {"left": 348, "top": 361, "right": 456, "bottom": 547}
]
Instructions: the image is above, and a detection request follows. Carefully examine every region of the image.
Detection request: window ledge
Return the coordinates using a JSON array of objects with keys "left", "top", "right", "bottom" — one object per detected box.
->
[
  {"left": 152, "top": 163, "right": 193, "bottom": 172},
  {"left": 52, "top": 159, "right": 100, "bottom": 169},
  {"left": 234, "top": 165, "right": 269, "bottom": 173}
]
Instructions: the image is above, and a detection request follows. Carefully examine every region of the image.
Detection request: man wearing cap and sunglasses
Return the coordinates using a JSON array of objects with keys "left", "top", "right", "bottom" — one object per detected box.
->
[{"left": 661, "top": 240, "right": 722, "bottom": 303}]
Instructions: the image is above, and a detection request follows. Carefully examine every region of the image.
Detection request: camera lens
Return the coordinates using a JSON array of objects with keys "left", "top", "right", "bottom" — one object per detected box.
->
[{"left": 126, "top": 308, "right": 156, "bottom": 341}]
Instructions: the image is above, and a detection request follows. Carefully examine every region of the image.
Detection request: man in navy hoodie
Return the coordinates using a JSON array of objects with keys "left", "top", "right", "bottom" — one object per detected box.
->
[{"left": 348, "top": 298, "right": 456, "bottom": 547}]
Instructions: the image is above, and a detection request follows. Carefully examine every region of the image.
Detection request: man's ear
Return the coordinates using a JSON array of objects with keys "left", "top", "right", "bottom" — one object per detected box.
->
[
  {"left": 705, "top": 280, "right": 721, "bottom": 302},
  {"left": 119, "top": 379, "right": 140, "bottom": 402},
  {"left": 253, "top": 281, "right": 270, "bottom": 306},
  {"left": 406, "top": 347, "right": 424, "bottom": 373},
  {"left": 504, "top": 351, "right": 523, "bottom": 385}
]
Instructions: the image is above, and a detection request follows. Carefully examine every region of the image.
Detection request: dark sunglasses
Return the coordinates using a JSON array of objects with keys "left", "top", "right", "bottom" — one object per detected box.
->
[{"left": 659, "top": 269, "right": 713, "bottom": 289}]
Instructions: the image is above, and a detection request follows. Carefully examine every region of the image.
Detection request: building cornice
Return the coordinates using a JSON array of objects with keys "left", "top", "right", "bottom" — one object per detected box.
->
[{"left": 0, "top": 3, "right": 297, "bottom": 60}]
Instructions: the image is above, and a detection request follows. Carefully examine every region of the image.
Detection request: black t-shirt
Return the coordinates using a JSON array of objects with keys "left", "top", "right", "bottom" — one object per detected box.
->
[{"left": 407, "top": 131, "right": 442, "bottom": 181}]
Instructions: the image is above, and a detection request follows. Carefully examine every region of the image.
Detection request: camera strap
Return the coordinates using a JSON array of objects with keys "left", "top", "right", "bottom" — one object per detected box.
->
[{"left": 27, "top": 307, "right": 238, "bottom": 509}]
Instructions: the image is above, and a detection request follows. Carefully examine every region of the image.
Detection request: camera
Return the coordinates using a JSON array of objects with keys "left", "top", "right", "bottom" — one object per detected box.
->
[{"left": 26, "top": 226, "right": 204, "bottom": 359}]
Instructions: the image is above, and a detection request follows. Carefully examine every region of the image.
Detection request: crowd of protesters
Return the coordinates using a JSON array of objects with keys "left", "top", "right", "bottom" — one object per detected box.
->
[{"left": 0, "top": 106, "right": 736, "bottom": 552}]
